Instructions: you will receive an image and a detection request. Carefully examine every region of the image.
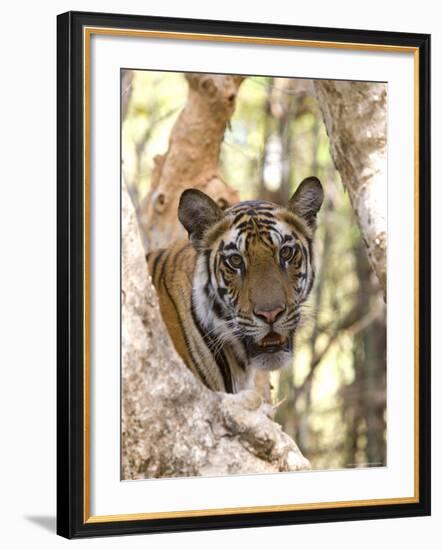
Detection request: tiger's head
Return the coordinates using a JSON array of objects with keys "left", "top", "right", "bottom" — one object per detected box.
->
[{"left": 178, "top": 177, "right": 323, "bottom": 373}]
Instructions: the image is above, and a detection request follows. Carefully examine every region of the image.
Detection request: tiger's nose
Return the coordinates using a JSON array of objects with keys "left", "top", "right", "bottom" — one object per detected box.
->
[{"left": 254, "top": 305, "right": 285, "bottom": 324}]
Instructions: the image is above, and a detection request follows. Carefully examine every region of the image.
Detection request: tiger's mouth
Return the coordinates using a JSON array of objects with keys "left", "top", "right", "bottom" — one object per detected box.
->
[{"left": 245, "top": 331, "right": 292, "bottom": 357}]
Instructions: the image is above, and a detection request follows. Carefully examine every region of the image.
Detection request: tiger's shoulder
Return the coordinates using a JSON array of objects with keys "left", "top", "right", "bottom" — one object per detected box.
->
[
  {"left": 146, "top": 239, "right": 196, "bottom": 291},
  {"left": 146, "top": 239, "right": 234, "bottom": 391},
  {"left": 146, "top": 240, "right": 200, "bottom": 375}
]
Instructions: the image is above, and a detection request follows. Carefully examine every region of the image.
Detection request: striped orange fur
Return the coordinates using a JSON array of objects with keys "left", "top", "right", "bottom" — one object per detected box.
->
[{"left": 147, "top": 177, "right": 323, "bottom": 393}]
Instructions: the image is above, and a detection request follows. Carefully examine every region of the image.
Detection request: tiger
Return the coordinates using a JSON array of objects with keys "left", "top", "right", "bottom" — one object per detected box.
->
[{"left": 146, "top": 176, "right": 323, "bottom": 394}]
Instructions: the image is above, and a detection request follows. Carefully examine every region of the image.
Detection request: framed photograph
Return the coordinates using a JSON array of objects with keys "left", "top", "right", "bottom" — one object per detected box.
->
[{"left": 57, "top": 11, "right": 431, "bottom": 539}]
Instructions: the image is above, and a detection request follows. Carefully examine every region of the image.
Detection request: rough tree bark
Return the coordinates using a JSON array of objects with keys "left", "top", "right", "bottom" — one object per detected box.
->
[
  {"left": 138, "top": 73, "right": 242, "bottom": 251},
  {"left": 314, "top": 81, "right": 387, "bottom": 295},
  {"left": 121, "top": 69, "right": 134, "bottom": 121},
  {"left": 121, "top": 182, "right": 310, "bottom": 479}
]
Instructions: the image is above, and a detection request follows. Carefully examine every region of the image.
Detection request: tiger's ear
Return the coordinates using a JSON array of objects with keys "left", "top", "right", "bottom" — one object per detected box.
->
[
  {"left": 178, "top": 189, "right": 223, "bottom": 246},
  {"left": 288, "top": 177, "right": 324, "bottom": 229}
]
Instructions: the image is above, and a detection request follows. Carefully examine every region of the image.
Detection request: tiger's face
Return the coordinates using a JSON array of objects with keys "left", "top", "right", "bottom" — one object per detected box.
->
[{"left": 178, "top": 177, "right": 323, "bottom": 373}]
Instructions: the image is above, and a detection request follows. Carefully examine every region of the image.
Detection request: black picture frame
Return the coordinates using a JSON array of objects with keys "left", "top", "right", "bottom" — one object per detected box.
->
[{"left": 57, "top": 10, "right": 431, "bottom": 539}]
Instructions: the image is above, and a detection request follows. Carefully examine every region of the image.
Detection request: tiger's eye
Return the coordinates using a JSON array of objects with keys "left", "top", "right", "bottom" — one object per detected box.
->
[
  {"left": 280, "top": 245, "right": 295, "bottom": 262},
  {"left": 227, "top": 253, "right": 243, "bottom": 269}
]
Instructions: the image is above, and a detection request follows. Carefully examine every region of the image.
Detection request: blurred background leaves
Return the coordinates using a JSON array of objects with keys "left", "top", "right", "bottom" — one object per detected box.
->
[{"left": 122, "top": 70, "right": 386, "bottom": 471}]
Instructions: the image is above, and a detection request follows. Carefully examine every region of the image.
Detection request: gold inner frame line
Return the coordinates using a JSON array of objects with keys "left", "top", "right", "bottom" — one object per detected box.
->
[{"left": 82, "top": 26, "right": 420, "bottom": 524}]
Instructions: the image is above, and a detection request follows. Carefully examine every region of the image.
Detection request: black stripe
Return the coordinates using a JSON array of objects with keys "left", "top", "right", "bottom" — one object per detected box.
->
[
  {"left": 213, "top": 255, "right": 222, "bottom": 286},
  {"left": 253, "top": 219, "right": 277, "bottom": 228},
  {"left": 230, "top": 200, "right": 274, "bottom": 210},
  {"left": 285, "top": 310, "right": 300, "bottom": 323},
  {"left": 293, "top": 255, "right": 303, "bottom": 269},
  {"left": 190, "top": 298, "right": 233, "bottom": 393},
  {"left": 252, "top": 206, "right": 277, "bottom": 212},
  {"left": 233, "top": 212, "right": 246, "bottom": 224},
  {"left": 220, "top": 269, "right": 231, "bottom": 288},
  {"left": 212, "top": 295, "right": 228, "bottom": 319},
  {"left": 269, "top": 227, "right": 283, "bottom": 242},
  {"left": 235, "top": 220, "right": 250, "bottom": 231},
  {"left": 218, "top": 287, "right": 228, "bottom": 300},
  {"left": 306, "top": 236, "right": 313, "bottom": 262},
  {"left": 151, "top": 249, "right": 166, "bottom": 285},
  {"left": 300, "top": 242, "right": 309, "bottom": 262},
  {"left": 162, "top": 277, "right": 212, "bottom": 390},
  {"left": 251, "top": 212, "right": 278, "bottom": 220},
  {"left": 203, "top": 249, "right": 213, "bottom": 296},
  {"left": 305, "top": 271, "right": 315, "bottom": 297},
  {"left": 235, "top": 356, "right": 246, "bottom": 372}
]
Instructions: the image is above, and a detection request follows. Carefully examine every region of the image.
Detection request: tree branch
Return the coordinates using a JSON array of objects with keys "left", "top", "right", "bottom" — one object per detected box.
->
[
  {"left": 314, "top": 80, "right": 387, "bottom": 297},
  {"left": 137, "top": 73, "right": 243, "bottom": 251},
  {"left": 122, "top": 181, "right": 310, "bottom": 479}
]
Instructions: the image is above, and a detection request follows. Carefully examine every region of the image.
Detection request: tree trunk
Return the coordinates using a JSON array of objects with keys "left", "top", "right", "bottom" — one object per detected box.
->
[
  {"left": 121, "top": 69, "right": 134, "bottom": 121},
  {"left": 138, "top": 73, "right": 243, "bottom": 251},
  {"left": 314, "top": 81, "right": 387, "bottom": 296},
  {"left": 121, "top": 182, "right": 310, "bottom": 479}
]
